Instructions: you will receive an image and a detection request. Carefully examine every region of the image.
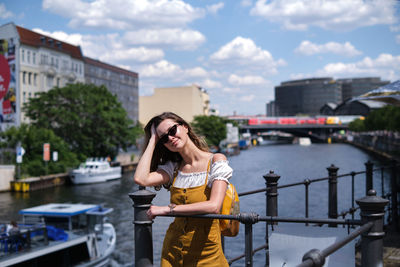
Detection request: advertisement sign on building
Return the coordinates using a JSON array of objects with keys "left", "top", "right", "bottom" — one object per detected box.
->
[{"left": 0, "top": 37, "right": 17, "bottom": 129}]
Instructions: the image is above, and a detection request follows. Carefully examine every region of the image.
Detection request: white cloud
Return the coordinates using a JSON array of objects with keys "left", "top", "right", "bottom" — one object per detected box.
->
[
  {"left": 223, "top": 87, "right": 241, "bottom": 93},
  {"left": 210, "top": 36, "right": 286, "bottom": 74},
  {"left": 32, "top": 28, "right": 164, "bottom": 63},
  {"left": 202, "top": 79, "right": 223, "bottom": 89},
  {"left": 140, "top": 60, "right": 182, "bottom": 78},
  {"left": 43, "top": 0, "right": 205, "bottom": 30},
  {"left": 101, "top": 47, "right": 164, "bottom": 63},
  {"left": 250, "top": 0, "right": 398, "bottom": 31},
  {"left": 207, "top": 2, "right": 224, "bottom": 14},
  {"left": 123, "top": 28, "right": 205, "bottom": 50},
  {"left": 240, "top": 94, "right": 255, "bottom": 102},
  {"left": 228, "top": 74, "right": 268, "bottom": 85},
  {"left": 295, "top": 40, "right": 362, "bottom": 57},
  {"left": 390, "top": 25, "right": 400, "bottom": 32},
  {"left": 0, "top": 3, "right": 14, "bottom": 19},
  {"left": 241, "top": 0, "right": 253, "bottom": 7},
  {"left": 316, "top": 53, "right": 400, "bottom": 81},
  {"left": 185, "top": 67, "right": 208, "bottom": 78}
]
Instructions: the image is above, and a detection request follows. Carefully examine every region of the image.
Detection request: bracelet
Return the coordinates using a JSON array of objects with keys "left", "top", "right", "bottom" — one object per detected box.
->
[{"left": 168, "top": 203, "right": 176, "bottom": 215}]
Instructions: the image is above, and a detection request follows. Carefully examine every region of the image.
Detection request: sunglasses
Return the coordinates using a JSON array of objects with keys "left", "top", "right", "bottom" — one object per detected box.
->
[{"left": 159, "top": 123, "right": 181, "bottom": 144}]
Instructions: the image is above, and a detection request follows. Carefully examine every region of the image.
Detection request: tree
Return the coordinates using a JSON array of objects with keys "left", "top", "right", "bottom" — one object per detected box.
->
[
  {"left": 23, "top": 83, "right": 138, "bottom": 160},
  {"left": 348, "top": 118, "right": 366, "bottom": 132},
  {"left": 0, "top": 124, "right": 79, "bottom": 177},
  {"left": 348, "top": 106, "right": 400, "bottom": 132},
  {"left": 191, "top": 115, "right": 228, "bottom": 147}
]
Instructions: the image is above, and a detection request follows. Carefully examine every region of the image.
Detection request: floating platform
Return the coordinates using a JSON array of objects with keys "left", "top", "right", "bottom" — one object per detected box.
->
[
  {"left": 9, "top": 162, "right": 137, "bottom": 192},
  {"left": 10, "top": 173, "right": 69, "bottom": 192}
]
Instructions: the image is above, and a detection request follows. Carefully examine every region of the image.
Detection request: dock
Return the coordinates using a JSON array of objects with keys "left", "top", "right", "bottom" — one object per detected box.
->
[{"left": 9, "top": 162, "right": 137, "bottom": 192}]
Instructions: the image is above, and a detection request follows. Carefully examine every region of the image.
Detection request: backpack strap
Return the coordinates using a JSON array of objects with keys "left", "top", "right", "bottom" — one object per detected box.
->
[{"left": 203, "top": 154, "right": 213, "bottom": 186}]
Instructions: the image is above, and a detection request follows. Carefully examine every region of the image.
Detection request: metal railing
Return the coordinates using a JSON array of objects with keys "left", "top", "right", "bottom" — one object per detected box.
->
[{"left": 128, "top": 160, "right": 398, "bottom": 266}]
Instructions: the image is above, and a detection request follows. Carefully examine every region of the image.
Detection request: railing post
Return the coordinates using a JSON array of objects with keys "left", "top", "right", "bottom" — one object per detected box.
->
[
  {"left": 128, "top": 188, "right": 156, "bottom": 267},
  {"left": 263, "top": 171, "right": 280, "bottom": 267},
  {"left": 391, "top": 160, "right": 399, "bottom": 230},
  {"left": 239, "top": 213, "right": 259, "bottom": 267},
  {"left": 264, "top": 170, "right": 280, "bottom": 221},
  {"left": 365, "top": 161, "right": 373, "bottom": 195},
  {"left": 327, "top": 164, "right": 339, "bottom": 226},
  {"left": 356, "top": 189, "right": 388, "bottom": 267}
]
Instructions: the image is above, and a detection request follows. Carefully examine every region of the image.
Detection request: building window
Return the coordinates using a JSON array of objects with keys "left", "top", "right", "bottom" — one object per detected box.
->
[
  {"left": 51, "top": 57, "right": 54, "bottom": 67},
  {"left": 23, "top": 92, "right": 26, "bottom": 103},
  {"left": 33, "top": 52, "right": 36, "bottom": 64},
  {"left": 28, "top": 92, "right": 31, "bottom": 98},
  {"left": 57, "top": 78, "right": 60, "bottom": 87},
  {"left": 28, "top": 72, "right": 32, "bottom": 85},
  {"left": 55, "top": 58, "right": 58, "bottom": 68},
  {"left": 27, "top": 51, "right": 31, "bottom": 63},
  {"left": 34, "top": 73, "right": 37, "bottom": 86},
  {"left": 22, "top": 71, "right": 26, "bottom": 84},
  {"left": 21, "top": 49, "right": 25, "bottom": 62},
  {"left": 47, "top": 76, "right": 53, "bottom": 87}
]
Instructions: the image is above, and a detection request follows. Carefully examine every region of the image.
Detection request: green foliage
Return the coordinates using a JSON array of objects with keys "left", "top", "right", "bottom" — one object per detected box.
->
[
  {"left": 349, "top": 106, "right": 400, "bottom": 132},
  {"left": 348, "top": 118, "right": 366, "bottom": 132},
  {"left": 23, "top": 83, "right": 139, "bottom": 160},
  {"left": 0, "top": 124, "right": 79, "bottom": 177},
  {"left": 191, "top": 115, "right": 228, "bottom": 147}
]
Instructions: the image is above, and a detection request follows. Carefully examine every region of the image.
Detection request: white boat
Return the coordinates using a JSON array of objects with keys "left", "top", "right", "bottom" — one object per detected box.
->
[
  {"left": 69, "top": 158, "right": 122, "bottom": 184},
  {"left": 0, "top": 203, "right": 116, "bottom": 267},
  {"left": 299, "top": 137, "right": 312, "bottom": 146}
]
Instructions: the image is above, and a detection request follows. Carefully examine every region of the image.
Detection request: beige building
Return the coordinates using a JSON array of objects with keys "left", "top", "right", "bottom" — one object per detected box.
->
[{"left": 139, "top": 84, "right": 210, "bottom": 124}]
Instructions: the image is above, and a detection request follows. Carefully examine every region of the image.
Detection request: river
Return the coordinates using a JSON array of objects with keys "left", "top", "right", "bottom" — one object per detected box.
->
[{"left": 0, "top": 143, "right": 393, "bottom": 266}]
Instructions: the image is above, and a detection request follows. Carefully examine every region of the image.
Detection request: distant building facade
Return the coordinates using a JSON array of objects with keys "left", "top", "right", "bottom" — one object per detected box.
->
[
  {"left": 0, "top": 23, "right": 85, "bottom": 129},
  {"left": 334, "top": 99, "right": 386, "bottom": 116},
  {"left": 84, "top": 57, "right": 139, "bottom": 123},
  {"left": 273, "top": 77, "right": 390, "bottom": 116},
  {"left": 139, "top": 84, "right": 209, "bottom": 124},
  {"left": 266, "top": 100, "right": 276, "bottom": 117},
  {"left": 275, "top": 78, "right": 341, "bottom": 116},
  {"left": 337, "top": 77, "right": 389, "bottom": 101},
  {"left": 319, "top": 103, "right": 337, "bottom": 115}
]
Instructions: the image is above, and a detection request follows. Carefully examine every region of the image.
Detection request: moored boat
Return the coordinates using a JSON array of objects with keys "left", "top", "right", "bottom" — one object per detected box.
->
[
  {"left": 69, "top": 158, "right": 122, "bottom": 184},
  {"left": 0, "top": 203, "right": 116, "bottom": 267}
]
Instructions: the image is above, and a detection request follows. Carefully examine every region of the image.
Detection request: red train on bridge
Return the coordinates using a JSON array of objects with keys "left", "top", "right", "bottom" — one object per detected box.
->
[{"left": 228, "top": 115, "right": 364, "bottom": 126}]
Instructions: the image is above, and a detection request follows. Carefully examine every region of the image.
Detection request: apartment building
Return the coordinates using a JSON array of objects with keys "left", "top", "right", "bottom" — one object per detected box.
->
[
  {"left": 84, "top": 57, "right": 139, "bottom": 123},
  {"left": 0, "top": 22, "right": 84, "bottom": 128}
]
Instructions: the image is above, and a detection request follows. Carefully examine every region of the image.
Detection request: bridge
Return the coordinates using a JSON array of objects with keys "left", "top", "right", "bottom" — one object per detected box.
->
[{"left": 239, "top": 124, "right": 348, "bottom": 142}]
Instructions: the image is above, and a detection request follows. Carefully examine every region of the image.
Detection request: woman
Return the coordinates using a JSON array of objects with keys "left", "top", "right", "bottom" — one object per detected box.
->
[{"left": 134, "top": 112, "right": 232, "bottom": 267}]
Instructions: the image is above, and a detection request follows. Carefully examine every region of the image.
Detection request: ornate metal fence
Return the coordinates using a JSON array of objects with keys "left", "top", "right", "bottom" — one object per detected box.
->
[{"left": 129, "top": 160, "right": 398, "bottom": 266}]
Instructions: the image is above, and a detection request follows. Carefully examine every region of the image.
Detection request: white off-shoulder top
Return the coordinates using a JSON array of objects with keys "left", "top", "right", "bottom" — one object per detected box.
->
[{"left": 158, "top": 160, "right": 233, "bottom": 188}]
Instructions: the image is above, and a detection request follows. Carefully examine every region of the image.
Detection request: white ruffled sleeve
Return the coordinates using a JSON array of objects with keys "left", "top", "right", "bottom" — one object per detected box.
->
[
  {"left": 157, "top": 161, "right": 177, "bottom": 183},
  {"left": 208, "top": 160, "right": 232, "bottom": 187}
]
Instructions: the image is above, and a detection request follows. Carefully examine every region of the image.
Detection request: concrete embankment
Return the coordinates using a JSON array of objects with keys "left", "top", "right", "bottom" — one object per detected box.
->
[
  {"left": 1, "top": 161, "right": 137, "bottom": 193},
  {"left": 334, "top": 132, "right": 400, "bottom": 162}
]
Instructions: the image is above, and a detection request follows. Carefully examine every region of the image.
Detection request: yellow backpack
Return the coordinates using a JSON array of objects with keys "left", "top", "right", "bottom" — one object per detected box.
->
[{"left": 219, "top": 176, "right": 240, "bottom": 237}]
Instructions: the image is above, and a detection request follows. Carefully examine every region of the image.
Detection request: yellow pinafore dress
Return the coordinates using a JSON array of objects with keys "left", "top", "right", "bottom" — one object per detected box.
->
[{"left": 161, "top": 159, "right": 229, "bottom": 267}]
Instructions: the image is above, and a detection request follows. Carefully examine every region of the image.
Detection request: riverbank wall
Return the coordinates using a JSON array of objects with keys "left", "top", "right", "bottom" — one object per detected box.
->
[
  {"left": 1, "top": 161, "right": 137, "bottom": 193},
  {"left": 334, "top": 131, "right": 400, "bottom": 162}
]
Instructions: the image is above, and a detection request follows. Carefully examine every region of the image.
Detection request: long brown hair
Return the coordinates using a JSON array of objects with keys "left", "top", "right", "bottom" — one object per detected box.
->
[{"left": 143, "top": 112, "right": 209, "bottom": 171}]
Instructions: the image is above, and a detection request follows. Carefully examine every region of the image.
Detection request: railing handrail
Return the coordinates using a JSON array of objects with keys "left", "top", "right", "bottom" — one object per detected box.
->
[
  {"left": 239, "top": 163, "right": 397, "bottom": 197},
  {"left": 297, "top": 221, "right": 374, "bottom": 267},
  {"left": 160, "top": 213, "right": 363, "bottom": 226}
]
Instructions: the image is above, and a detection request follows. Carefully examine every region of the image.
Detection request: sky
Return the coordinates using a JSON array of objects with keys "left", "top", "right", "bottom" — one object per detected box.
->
[{"left": 1, "top": 0, "right": 400, "bottom": 116}]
